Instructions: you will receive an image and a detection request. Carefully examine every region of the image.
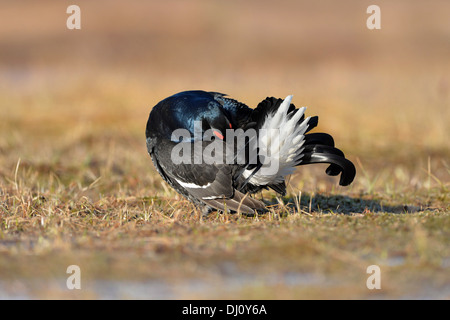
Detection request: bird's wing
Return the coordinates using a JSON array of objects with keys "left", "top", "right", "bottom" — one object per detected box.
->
[{"left": 156, "top": 140, "right": 265, "bottom": 214}]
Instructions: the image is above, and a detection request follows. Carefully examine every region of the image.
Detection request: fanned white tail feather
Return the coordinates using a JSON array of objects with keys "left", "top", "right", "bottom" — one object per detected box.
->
[{"left": 243, "top": 95, "right": 311, "bottom": 186}]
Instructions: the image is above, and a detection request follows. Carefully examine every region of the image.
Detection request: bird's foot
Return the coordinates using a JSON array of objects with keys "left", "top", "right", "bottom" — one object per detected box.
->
[{"left": 201, "top": 205, "right": 214, "bottom": 217}]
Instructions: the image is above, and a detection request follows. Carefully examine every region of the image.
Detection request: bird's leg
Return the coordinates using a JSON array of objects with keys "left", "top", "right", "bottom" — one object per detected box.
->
[{"left": 201, "top": 205, "right": 214, "bottom": 217}]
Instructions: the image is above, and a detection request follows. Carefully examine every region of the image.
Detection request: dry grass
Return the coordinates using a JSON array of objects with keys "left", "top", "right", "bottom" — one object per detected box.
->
[{"left": 0, "top": 0, "right": 449, "bottom": 299}]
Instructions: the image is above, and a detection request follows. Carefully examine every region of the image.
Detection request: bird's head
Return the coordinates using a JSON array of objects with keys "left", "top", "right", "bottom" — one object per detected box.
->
[
  {"left": 147, "top": 90, "right": 234, "bottom": 143},
  {"left": 198, "top": 104, "right": 233, "bottom": 141}
]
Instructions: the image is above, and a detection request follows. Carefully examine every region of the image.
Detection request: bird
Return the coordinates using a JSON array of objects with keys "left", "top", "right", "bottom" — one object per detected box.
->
[{"left": 146, "top": 90, "right": 356, "bottom": 215}]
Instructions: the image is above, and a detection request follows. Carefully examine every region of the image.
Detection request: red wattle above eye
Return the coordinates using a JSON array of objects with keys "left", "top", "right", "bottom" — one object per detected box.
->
[{"left": 213, "top": 130, "right": 224, "bottom": 140}]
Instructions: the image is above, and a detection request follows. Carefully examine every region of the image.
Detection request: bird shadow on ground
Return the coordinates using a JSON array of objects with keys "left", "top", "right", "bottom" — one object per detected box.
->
[{"left": 266, "top": 193, "right": 423, "bottom": 215}]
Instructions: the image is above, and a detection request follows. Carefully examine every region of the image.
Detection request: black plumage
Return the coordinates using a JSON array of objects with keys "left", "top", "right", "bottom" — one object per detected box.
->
[{"left": 146, "top": 90, "right": 356, "bottom": 215}]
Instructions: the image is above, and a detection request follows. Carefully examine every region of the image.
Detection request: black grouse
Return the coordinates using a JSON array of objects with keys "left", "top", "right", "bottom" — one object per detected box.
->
[{"left": 146, "top": 90, "right": 356, "bottom": 215}]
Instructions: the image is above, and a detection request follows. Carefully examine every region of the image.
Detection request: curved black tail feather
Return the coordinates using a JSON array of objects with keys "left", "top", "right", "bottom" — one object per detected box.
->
[
  {"left": 304, "top": 133, "right": 335, "bottom": 147},
  {"left": 299, "top": 144, "right": 356, "bottom": 186}
]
